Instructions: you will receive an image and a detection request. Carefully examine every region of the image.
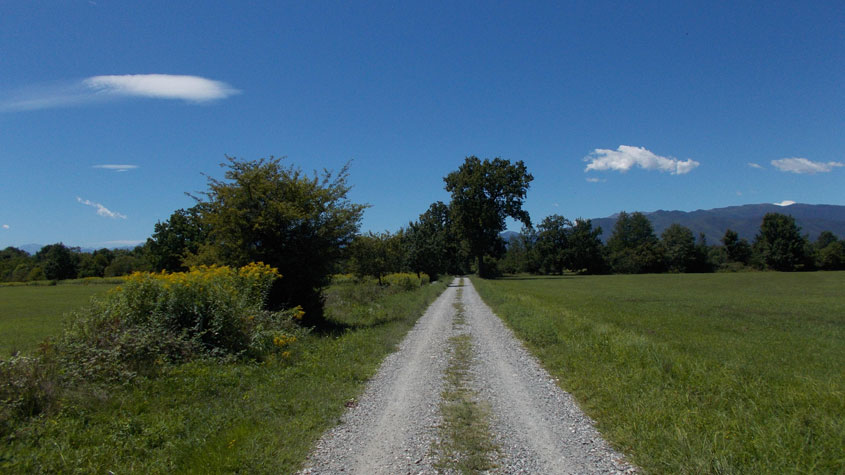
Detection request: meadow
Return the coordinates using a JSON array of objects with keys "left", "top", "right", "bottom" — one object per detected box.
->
[
  {"left": 472, "top": 272, "right": 845, "bottom": 474},
  {"left": 1, "top": 276, "right": 448, "bottom": 473},
  {"left": 0, "top": 281, "right": 118, "bottom": 356}
]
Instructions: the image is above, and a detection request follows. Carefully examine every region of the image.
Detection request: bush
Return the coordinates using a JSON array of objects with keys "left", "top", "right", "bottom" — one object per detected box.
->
[
  {"left": 382, "top": 272, "right": 430, "bottom": 290},
  {"left": 0, "top": 263, "right": 308, "bottom": 435},
  {"left": 0, "top": 355, "right": 58, "bottom": 435},
  {"left": 55, "top": 263, "right": 306, "bottom": 381}
]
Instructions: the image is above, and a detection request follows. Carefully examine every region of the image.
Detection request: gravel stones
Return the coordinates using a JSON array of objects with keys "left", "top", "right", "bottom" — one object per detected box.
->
[{"left": 300, "top": 278, "right": 637, "bottom": 474}]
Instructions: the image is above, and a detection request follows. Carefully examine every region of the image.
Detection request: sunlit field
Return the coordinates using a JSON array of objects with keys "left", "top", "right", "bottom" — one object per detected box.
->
[
  {"left": 0, "top": 282, "right": 117, "bottom": 356},
  {"left": 473, "top": 272, "right": 845, "bottom": 474}
]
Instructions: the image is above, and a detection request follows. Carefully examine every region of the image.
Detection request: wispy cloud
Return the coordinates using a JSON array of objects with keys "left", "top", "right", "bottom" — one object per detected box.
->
[
  {"left": 1, "top": 74, "right": 239, "bottom": 112},
  {"left": 84, "top": 75, "right": 239, "bottom": 102},
  {"left": 1, "top": 224, "right": 9, "bottom": 230},
  {"left": 584, "top": 145, "right": 699, "bottom": 175},
  {"left": 748, "top": 162, "right": 763, "bottom": 169},
  {"left": 585, "top": 177, "right": 606, "bottom": 183},
  {"left": 93, "top": 164, "right": 138, "bottom": 172},
  {"left": 77, "top": 197, "right": 127, "bottom": 219},
  {"left": 771, "top": 157, "right": 843, "bottom": 174},
  {"left": 774, "top": 200, "right": 796, "bottom": 207}
]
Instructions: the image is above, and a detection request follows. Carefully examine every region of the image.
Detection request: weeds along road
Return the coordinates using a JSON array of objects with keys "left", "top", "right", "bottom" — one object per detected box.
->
[{"left": 300, "top": 278, "right": 635, "bottom": 474}]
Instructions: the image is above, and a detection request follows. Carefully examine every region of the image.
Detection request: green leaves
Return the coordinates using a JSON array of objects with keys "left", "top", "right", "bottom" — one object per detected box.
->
[
  {"left": 195, "top": 156, "right": 368, "bottom": 323},
  {"left": 444, "top": 156, "right": 533, "bottom": 275}
]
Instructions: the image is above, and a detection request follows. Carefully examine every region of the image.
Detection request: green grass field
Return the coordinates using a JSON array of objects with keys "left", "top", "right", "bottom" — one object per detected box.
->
[
  {"left": 472, "top": 272, "right": 845, "bottom": 474},
  {"left": 0, "top": 283, "right": 117, "bottom": 356},
  {"left": 2, "top": 279, "right": 449, "bottom": 473}
]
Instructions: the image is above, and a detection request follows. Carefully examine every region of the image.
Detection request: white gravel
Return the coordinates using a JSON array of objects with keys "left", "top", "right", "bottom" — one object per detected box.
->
[{"left": 299, "top": 278, "right": 637, "bottom": 474}]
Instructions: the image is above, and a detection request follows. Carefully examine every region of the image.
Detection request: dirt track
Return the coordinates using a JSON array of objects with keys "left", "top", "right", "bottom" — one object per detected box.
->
[{"left": 300, "top": 278, "right": 635, "bottom": 474}]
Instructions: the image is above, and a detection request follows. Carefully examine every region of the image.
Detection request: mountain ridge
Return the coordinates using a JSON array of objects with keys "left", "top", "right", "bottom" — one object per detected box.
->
[{"left": 590, "top": 203, "right": 845, "bottom": 243}]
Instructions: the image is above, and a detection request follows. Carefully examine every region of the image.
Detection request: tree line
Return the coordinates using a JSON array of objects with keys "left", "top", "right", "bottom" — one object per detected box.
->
[{"left": 3, "top": 155, "right": 843, "bottom": 324}]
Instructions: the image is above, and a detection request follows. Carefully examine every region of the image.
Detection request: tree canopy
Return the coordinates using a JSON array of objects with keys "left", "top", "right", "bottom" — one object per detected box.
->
[
  {"left": 606, "top": 212, "right": 664, "bottom": 274},
  {"left": 195, "top": 156, "right": 367, "bottom": 323},
  {"left": 753, "top": 213, "right": 807, "bottom": 271},
  {"left": 443, "top": 156, "right": 533, "bottom": 276}
]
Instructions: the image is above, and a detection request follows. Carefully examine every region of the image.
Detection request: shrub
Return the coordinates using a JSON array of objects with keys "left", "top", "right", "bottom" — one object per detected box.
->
[
  {"left": 54, "top": 263, "right": 307, "bottom": 380},
  {"left": 0, "top": 355, "right": 58, "bottom": 435},
  {"left": 330, "top": 273, "right": 359, "bottom": 285},
  {"left": 0, "top": 263, "right": 308, "bottom": 437},
  {"left": 382, "top": 272, "right": 430, "bottom": 290}
]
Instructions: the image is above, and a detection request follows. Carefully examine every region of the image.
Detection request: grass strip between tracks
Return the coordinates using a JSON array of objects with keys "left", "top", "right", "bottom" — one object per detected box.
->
[{"left": 435, "top": 280, "right": 499, "bottom": 473}]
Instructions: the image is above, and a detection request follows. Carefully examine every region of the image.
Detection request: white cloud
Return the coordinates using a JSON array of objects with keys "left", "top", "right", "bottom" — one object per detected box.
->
[
  {"left": 584, "top": 145, "right": 699, "bottom": 175},
  {"left": 77, "top": 197, "right": 127, "bottom": 219},
  {"left": 84, "top": 74, "right": 239, "bottom": 102},
  {"left": 93, "top": 164, "right": 138, "bottom": 172},
  {"left": 1, "top": 74, "right": 239, "bottom": 111},
  {"left": 585, "top": 177, "right": 606, "bottom": 183},
  {"left": 748, "top": 162, "right": 763, "bottom": 169},
  {"left": 2, "top": 224, "right": 9, "bottom": 230},
  {"left": 771, "top": 157, "right": 843, "bottom": 174},
  {"left": 774, "top": 200, "right": 796, "bottom": 207}
]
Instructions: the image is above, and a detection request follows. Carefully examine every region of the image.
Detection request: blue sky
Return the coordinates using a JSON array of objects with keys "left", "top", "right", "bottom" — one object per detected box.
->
[{"left": 1, "top": 1, "right": 843, "bottom": 249}]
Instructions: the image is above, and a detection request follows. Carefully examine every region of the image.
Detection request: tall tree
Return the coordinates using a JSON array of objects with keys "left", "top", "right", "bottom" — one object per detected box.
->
[
  {"left": 77, "top": 248, "right": 114, "bottom": 278},
  {"left": 535, "top": 214, "right": 571, "bottom": 274},
  {"left": 195, "top": 156, "right": 367, "bottom": 324},
  {"left": 567, "top": 218, "right": 606, "bottom": 274},
  {"left": 661, "top": 223, "right": 697, "bottom": 273},
  {"left": 444, "top": 156, "right": 533, "bottom": 276},
  {"left": 753, "top": 213, "right": 806, "bottom": 271},
  {"left": 0, "top": 247, "right": 31, "bottom": 282},
  {"left": 606, "top": 212, "right": 664, "bottom": 274},
  {"left": 35, "top": 243, "right": 79, "bottom": 280},
  {"left": 146, "top": 206, "right": 207, "bottom": 272},
  {"left": 405, "top": 201, "right": 465, "bottom": 279}
]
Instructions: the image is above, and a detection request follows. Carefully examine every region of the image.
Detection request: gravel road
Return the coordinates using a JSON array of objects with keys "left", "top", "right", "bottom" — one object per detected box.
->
[{"left": 300, "top": 278, "right": 636, "bottom": 474}]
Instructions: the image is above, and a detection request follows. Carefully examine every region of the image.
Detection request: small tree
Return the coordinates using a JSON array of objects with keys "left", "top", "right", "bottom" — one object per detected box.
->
[
  {"left": 194, "top": 156, "right": 367, "bottom": 324},
  {"left": 405, "top": 201, "right": 466, "bottom": 279},
  {"left": 77, "top": 249, "right": 113, "bottom": 278},
  {"left": 35, "top": 243, "right": 79, "bottom": 281},
  {"left": 661, "top": 223, "right": 697, "bottom": 273},
  {"left": 606, "top": 212, "right": 664, "bottom": 274},
  {"left": 753, "top": 213, "right": 806, "bottom": 271},
  {"left": 721, "top": 229, "right": 751, "bottom": 264},
  {"left": 350, "top": 231, "right": 406, "bottom": 284},
  {"left": 444, "top": 156, "right": 533, "bottom": 277},
  {"left": 535, "top": 215, "right": 571, "bottom": 274},
  {"left": 146, "top": 206, "right": 207, "bottom": 272},
  {"left": 815, "top": 231, "right": 844, "bottom": 270},
  {"left": 567, "top": 219, "right": 606, "bottom": 274}
]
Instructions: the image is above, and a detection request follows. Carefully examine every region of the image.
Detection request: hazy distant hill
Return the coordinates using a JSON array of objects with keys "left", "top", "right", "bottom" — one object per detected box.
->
[{"left": 589, "top": 203, "right": 845, "bottom": 243}]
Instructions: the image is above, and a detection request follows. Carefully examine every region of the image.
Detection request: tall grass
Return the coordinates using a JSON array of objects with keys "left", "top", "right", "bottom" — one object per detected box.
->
[
  {"left": 1, "top": 277, "right": 448, "bottom": 473},
  {"left": 472, "top": 272, "right": 845, "bottom": 474}
]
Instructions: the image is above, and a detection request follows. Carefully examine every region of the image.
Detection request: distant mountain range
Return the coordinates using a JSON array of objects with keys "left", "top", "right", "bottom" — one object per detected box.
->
[
  {"left": 589, "top": 203, "right": 845, "bottom": 243},
  {"left": 12, "top": 243, "right": 137, "bottom": 255}
]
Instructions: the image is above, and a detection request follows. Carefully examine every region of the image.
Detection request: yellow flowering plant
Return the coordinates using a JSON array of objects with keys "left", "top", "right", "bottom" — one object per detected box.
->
[{"left": 57, "top": 262, "right": 307, "bottom": 382}]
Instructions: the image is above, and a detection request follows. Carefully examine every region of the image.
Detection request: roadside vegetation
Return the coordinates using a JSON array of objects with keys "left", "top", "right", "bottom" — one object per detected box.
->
[
  {"left": 1, "top": 272, "right": 445, "bottom": 472},
  {"left": 472, "top": 272, "right": 845, "bottom": 474},
  {"left": 3, "top": 154, "right": 843, "bottom": 471}
]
